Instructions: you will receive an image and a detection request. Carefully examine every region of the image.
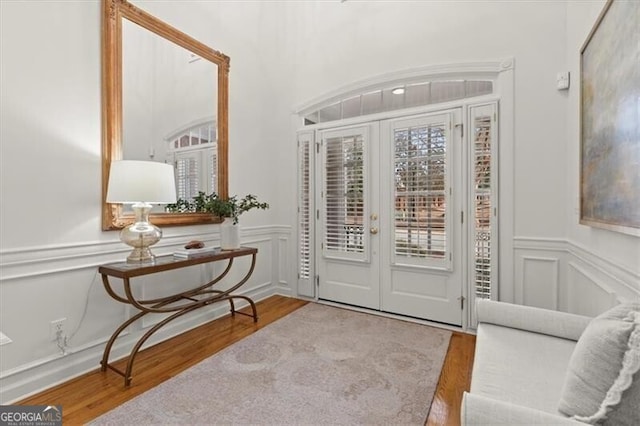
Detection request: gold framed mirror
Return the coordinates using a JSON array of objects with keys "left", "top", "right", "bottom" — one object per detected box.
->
[{"left": 102, "top": 0, "right": 229, "bottom": 230}]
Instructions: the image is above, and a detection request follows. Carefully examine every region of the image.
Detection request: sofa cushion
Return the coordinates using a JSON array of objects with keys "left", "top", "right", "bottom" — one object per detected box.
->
[
  {"left": 558, "top": 303, "right": 640, "bottom": 426},
  {"left": 471, "top": 323, "right": 577, "bottom": 413},
  {"left": 476, "top": 299, "right": 591, "bottom": 341}
]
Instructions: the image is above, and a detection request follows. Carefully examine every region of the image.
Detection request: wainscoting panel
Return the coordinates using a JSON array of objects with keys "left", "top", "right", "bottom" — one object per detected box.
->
[
  {"left": 138, "top": 238, "right": 273, "bottom": 330},
  {"left": 567, "top": 261, "right": 618, "bottom": 317},
  {"left": 513, "top": 237, "right": 639, "bottom": 317},
  {"left": 0, "top": 226, "right": 291, "bottom": 404},
  {"left": 276, "top": 236, "right": 294, "bottom": 296},
  {"left": 0, "top": 231, "right": 221, "bottom": 281},
  {"left": 518, "top": 256, "right": 559, "bottom": 310},
  {"left": 568, "top": 241, "right": 640, "bottom": 303},
  {"left": 277, "top": 237, "right": 289, "bottom": 287}
]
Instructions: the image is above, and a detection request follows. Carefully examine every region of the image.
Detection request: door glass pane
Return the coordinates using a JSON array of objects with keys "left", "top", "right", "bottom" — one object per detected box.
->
[
  {"left": 473, "top": 115, "right": 492, "bottom": 299},
  {"left": 394, "top": 124, "right": 447, "bottom": 260},
  {"left": 325, "top": 134, "right": 365, "bottom": 253}
]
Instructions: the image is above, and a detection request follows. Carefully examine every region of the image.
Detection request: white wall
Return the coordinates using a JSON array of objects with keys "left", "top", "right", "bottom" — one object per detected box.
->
[
  {"left": 121, "top": 18, "right": 156, "bottom": 161},
  {"left": 1, "top": 0, "right": 638, "bottom": 405},
  {"left": 0, "top": 0, "right": 293, "bottom": 403},
  {"left": 283, "top": 1, "right": 639, "bottom": 312},
  {"left": 564, "top": 0, "right": 639, "bottom": 308},
  {"left": 514, "top": 0, "right": 639, "bottom": 315},
  {"left": 565, "top": 0, "right": 640, "bottom": 272},
  {"left": 284, "top": 0, "right": 569, "bottom": 304}
]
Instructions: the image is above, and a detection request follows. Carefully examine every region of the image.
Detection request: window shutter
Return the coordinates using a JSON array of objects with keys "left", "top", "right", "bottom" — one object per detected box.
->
[
  {"left": 208, "top": 149, "right": 217, "bottom": 194},
  {"left": 299, "top": 139, "right": 311, "bottom": 280},
  {"left": 323, "top": 132, "right": 366, "bottom": 259},
  {"left": 175, "top": 154, "right": 199, "bottom": 200},
  {"left": 167, "top": 121, "right": 217, "bottom": 198},
  {"left": 469, "top": 103, "right": 498, "bottom": 302},
  {"left": 392, "top": 116, "right": 451, "bottom": 269},
  {"left": 297, "top": 132, "right": 315, "bottom": 298}
]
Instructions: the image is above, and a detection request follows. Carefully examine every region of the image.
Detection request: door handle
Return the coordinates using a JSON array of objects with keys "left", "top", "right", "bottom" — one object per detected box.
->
[{"left": 370, "top": 227, "right": 379, "bottom": 235}]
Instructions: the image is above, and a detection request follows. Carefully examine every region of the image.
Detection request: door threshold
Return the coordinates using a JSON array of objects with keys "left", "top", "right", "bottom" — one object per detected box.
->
[{"left": 317, "top": 298, "right": 465, "bottom": 333}]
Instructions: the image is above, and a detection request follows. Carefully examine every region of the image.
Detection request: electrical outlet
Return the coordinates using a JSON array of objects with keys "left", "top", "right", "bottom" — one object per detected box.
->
[{"left": 49, "top": 318, "right": 67, "bottom": 342}]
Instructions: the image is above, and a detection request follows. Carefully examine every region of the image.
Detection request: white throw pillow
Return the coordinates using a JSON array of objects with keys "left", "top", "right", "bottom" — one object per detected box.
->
[{"left": 558, "top": 303, "right": 640, "bottom": 425}]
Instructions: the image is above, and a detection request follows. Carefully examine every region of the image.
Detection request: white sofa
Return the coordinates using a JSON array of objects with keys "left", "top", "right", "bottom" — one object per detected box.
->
[
  {"left": 463, "top": 299, "right": 640, "bottom": 425},
  {"left": 461, "top": 299, "right": 593, "bottom": 425}
]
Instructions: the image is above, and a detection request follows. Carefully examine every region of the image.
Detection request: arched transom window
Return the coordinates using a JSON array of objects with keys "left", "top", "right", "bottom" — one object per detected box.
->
[{"left": 303, "top": 79, "right": 492, "bottom": 125}]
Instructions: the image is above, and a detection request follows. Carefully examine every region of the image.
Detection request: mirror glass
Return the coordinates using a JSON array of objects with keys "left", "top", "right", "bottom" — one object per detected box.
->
[
  {"left": 102, "top": 0, "right": 229, "bottom": 230},
  {"left": 122, "top": 18, "right": 218, "bottom": 213}
]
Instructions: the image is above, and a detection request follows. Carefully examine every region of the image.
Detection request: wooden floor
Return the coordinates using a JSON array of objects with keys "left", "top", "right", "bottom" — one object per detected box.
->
[{"left": 19, "top": 295, "right": 475, "bottom": 425}]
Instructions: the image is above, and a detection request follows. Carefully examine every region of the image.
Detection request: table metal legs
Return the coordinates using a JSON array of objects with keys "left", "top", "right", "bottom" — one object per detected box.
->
[{"left": 100, "top": 254, "right": 258, "bottom": 386}]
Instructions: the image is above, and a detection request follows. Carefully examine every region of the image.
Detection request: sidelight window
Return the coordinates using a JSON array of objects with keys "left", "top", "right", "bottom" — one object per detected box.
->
[{"left": 469, "top": 105, "right": 498, "bottom": 301}]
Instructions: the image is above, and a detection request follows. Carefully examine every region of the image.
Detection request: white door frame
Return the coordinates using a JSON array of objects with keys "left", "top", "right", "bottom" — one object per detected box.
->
[{"left": 294, "top": 61, "right": 514, "bottom": 331}]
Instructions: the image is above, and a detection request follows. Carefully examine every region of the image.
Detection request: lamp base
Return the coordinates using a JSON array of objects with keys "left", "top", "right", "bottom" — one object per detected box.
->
[
  {"left": 120, "top": 202, "right": 162, "bottom": 264},
  {"left": 126, "top": 247, "right": 156, "bottom": 264}
]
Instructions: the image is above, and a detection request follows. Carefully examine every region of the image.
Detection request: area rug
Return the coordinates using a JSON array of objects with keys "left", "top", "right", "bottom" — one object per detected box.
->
[{"left": 91, "top": 303, "right": 452, "bottom": 425}]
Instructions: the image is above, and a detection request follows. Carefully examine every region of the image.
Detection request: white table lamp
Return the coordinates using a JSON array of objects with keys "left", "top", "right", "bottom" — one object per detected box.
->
[{"left": 107, "top": 160, "right": 177, "bottom": 264}]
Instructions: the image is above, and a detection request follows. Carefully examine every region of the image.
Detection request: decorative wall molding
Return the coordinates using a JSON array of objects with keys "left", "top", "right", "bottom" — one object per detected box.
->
[
  {"left": 0, "top": 233, "right": 216, "bottom": 281},
  {"left": 0, "top": 283, "right": 277, "bottom": 404},
  {"left": 0, "top": 225, "right": 291, "bottom": 404},
  {"left": 513, "top": 236, "right": 639, "bottom": 315},
  {"left": 567, "top": 261, "right": 618, "bottom": 316},
  {"left": 513, "top": 236, "right": 568, "bottom": 252},
  {"left": 277, "top": 236, "right": 289, "bottom": 287},
  {"left": 518, "top": 256, "right": 559, "bottom": 310},
  {"left": 568, "top": 240, "right": 640, "bottom": 293},
  {"left": 0, "top": 226, "right": 292, "bottom": 281},
  {"left": 1, "top": 230, "right": 633, "bottom": 403},
  {"left": 294, "top": 58, "right": 515, "bottom": 115},
  {"left": 514, "top": 236, "right": 639, "bottom": 290}
]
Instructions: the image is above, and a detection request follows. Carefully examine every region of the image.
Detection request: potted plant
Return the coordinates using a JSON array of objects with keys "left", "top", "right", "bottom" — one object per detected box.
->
[
  {"left": 207, "top": 194, "right": 269, "bottom": 225},
  {"left": 166, "top": 192, "right": 269, "bottom": 249},
  {"left": 212, "top": 194, "right": 268, "bottom": 250}
]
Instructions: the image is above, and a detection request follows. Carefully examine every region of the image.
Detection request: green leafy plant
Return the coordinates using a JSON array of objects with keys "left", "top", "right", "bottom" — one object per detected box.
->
[
  {"left": 165, "top": 197, "right": 197, "bottom": 213},
  {"left": 166, "top": 192, "right": 268, "bottom": 224},
  {"left": 214, "top": 194, "right": 269, "bottom": 224}
]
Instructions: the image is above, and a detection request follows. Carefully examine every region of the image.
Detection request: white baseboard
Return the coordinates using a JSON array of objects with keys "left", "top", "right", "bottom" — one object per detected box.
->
[
  {"left": 1, "top": 284, "right": 277, "bottom": 404},
  {"left": 0, "top": 225, "right": 292, "bottom": 405}
]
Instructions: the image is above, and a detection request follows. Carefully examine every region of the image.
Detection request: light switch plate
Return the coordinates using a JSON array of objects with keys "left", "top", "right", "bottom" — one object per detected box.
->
[{"left": 557, "top": 71, "right": 570, "bottom": 90}]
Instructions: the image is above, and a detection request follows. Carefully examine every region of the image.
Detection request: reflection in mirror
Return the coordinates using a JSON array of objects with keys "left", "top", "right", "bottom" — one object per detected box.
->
[
  {"left": 167, "top": 121, "right": 218, "bottom": 202},
  {"left": 102, "top": 0, "right": 229, "bottom": 230},
  {"left": 121, "top": 18, "right": 218, "bottom": 213}
]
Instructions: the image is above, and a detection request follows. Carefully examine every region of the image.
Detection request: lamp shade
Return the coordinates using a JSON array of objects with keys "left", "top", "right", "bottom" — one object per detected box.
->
[{"left": 106, "top": 160, "right": 177, "bottom": 204}]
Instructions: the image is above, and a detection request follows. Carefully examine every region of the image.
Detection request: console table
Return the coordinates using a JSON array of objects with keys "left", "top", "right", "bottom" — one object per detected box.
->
[{"left": 98, "top": 247, "right": 258, "bottom": 386}]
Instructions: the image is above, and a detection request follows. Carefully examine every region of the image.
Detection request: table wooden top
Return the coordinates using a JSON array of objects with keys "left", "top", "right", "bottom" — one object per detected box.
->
[{"left": 99, "top": 247, "right": 257, "bottom": 279}]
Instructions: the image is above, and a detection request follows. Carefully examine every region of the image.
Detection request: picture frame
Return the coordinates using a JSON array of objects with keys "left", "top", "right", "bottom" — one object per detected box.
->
[{"left": 579, "top": 0, "right": 640, "bottom": 236}]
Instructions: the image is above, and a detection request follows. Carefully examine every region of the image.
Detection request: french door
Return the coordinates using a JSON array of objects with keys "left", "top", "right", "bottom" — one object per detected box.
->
[
  {"left": 379, "top": 112, "right": 462, "bottom": 324},
  {"left": 299, "top": 104, "right": 498, "bottom": 326},
  {"left": 316, "top": 124, "right": 381, "bottom": 310}
]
